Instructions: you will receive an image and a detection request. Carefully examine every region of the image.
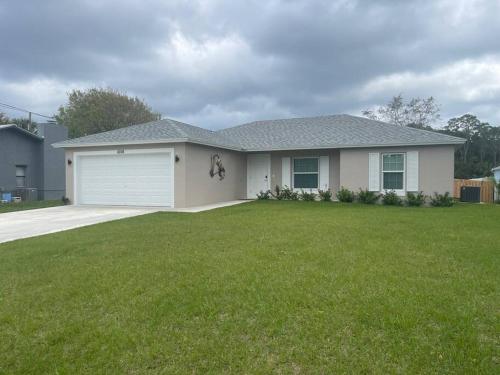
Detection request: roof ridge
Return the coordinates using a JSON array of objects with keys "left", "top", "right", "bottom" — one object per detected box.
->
[
  {"left": 219, "top": 114, "right": 347, "bottom": 132},
  {"left": 351, "top": 114, "right": 465, "bottom": 141}
]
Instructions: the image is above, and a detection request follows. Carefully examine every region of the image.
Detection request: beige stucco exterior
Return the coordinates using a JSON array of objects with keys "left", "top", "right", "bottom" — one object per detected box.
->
[
  {"left": 64, "top": 142, "right": 455, "bottom": 207},
  {"left": 64, "top": 142, "right": 246, "bottom": 208},
  {"left": 339, "top": 145, "right": 455, "bottom": 195},
  {"left": 182, "top": 143, "right": 246, "bottom": 207}
]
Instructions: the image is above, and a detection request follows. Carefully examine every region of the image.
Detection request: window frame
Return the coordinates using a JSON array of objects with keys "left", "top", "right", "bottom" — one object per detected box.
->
[
  {"left": 292, "top": 156, "right": 320, "bottom": 191},
  {"left": 16, "top": 165, "right": 27, "bottom": 188},
  {"left": 381, "top": 153, "right": 405, "bottom": 195}
]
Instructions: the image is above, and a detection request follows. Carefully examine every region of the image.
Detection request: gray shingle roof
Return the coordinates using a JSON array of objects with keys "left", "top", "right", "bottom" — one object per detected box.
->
[
  {"left": 53, "top": 118, "right": 239, "bottom": 149},
  {"left": 53, "top": 114, "right": 465, "bottom": 150},
  {"left": 218, "top": 114, "right": 465, "bottom": 150}
]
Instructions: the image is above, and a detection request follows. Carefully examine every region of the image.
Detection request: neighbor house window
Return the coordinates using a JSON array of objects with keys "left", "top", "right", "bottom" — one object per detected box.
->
[
  {"left": 382, "top": 153, "right": 405, "bottom": 190},
  {"left": 293, "top": 157, "right": 319, "bottom": 189},
  {"left": 16, "top": 166, "right": 26, "bottom": 188}
]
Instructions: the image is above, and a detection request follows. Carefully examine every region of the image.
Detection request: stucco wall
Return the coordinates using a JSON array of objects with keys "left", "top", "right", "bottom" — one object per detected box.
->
[
  {"left": 183, "top": 143, "right": 246, "bottom": 206},
  {"left": 339, "top": 145, "right": 456, "bottom": 195},
  {"left": 64, "top": 143, "right": 455, "bottom": 206},
  {"left": 64, "top": 142, "right": 246, "bottom": 208},
  {"left": 267, "top": 149, "right": 340, "bottom": 193}
]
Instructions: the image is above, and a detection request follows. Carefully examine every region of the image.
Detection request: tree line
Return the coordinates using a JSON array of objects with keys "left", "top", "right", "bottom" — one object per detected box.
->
[{"left": 363, "top": 95, "right": 500, "bottom": 178}]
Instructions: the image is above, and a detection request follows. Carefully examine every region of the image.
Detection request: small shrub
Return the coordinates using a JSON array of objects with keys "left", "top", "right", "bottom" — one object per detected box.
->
[
  {"left": 382, "top": 190, "right": 402, "bottom": 206},
  {"left": 279, "top": 185, "right": 295, "bottom": 200},
  {"left": 300, "top": 190, "right": 316, "bottom": 201},
  {"left": 406, "top": 191, "right": 426, "bottom": 207},
  {"left": 272, "top": 185, "right": 283, "bottom": 200},
  {"left": 289, "top": 190, "right": 300, "bottom": 201},
  {"left": 336, "top": 187, "right": 355, "bottom": 202},
  {"left": 61, "top": 196, "right": 70, "bottom": 205},
  {"left": 256, "top": 190, "right": 271, "bottom": 200},
  {"left": 318, "top": 189, "right": 332, "bottom": 202},
  {"left": 430, "top": 192, "right": 454, "bottom": 207},
  {"left": 357, "top": 189, "right": 379, "bottom": 204}
]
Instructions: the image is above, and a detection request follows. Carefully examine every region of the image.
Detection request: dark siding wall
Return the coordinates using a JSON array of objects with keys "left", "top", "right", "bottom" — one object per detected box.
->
[
  {"left": 0, "top": 129, "right": 42, "bottom": 193},
  {"left": 38, "top": 123, "right": 68, "bottom": 199}
]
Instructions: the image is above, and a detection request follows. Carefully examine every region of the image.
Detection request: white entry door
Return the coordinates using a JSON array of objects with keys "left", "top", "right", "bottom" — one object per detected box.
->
[
  {"left": 247, "top": 154, "right": 271, "bottom": 198},
  {"left": 75, "top": 149, "right": 174, "bottom": 207}
]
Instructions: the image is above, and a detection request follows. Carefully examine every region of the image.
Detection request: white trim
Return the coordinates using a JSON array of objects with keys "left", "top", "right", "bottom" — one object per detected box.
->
[
  {"left": 368, "top": 152, "right": 380, "bottom": 191},
  {"left": 54, "top": 139, "right": 465, "bottom": 151},
  {"left": 54, "top": 138, "right": 243, "bottom": 151},
  {"left": 73, "top": 147, "right": 175, "bottom": 207},
  {"left": 381, "top": 152, "right": 405, "bottom": 196},
  {"left": 406, "top": 151, "right": 419, "bottom": 192},
  {"left": 242, "top": 141, "right": 464, "bottom": 152},
  {"left": 281, "top": 157, "right": 291, "bottom": 187}
]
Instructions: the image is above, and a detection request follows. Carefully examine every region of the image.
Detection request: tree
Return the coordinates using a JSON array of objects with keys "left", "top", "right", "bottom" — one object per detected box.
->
[
  {"left": 362, "top": 94, "right": 440, "bottom": 129},
  {"left": 441, "top": 114, "right": 500, "bottom": 178},
  {"left": 443, "top": 114, "right": 482, "bottom": 163},
  {"left": 0, "top": 112, "right": 38, "bottom": 133},
  {"left": 10, "top": 118, "right": 39, "bottom": 134},
  {"left": 0, "top": 112, "right": 10, "bottom": 124},
  {"left": 55, "top": 88, "right": 160, "bottom": 138}
]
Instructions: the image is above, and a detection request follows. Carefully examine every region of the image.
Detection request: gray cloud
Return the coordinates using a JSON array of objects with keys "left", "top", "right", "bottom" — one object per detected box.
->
[{"left": 1, "top": 0, "right": 500, "bottom": 129}]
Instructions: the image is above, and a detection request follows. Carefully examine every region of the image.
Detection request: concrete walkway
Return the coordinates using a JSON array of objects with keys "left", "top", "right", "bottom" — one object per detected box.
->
[{"left": 0, "top": 200, "right": 249, "bottom": 244}]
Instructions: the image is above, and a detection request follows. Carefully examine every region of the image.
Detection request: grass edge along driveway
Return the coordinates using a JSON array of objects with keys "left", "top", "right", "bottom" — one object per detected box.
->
[{"left": 0, "top": 199, "right": 63, "bottom": 213}]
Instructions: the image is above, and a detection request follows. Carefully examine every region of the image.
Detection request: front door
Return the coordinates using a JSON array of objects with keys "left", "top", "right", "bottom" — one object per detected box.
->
[{"left": 247, "top": 154, "right": 270, "bottom": 198}]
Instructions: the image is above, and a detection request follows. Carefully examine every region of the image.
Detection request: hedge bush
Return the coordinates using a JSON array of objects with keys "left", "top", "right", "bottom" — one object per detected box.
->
[{"left": 336, "top": 187, "right": 355, "bottom": 202}]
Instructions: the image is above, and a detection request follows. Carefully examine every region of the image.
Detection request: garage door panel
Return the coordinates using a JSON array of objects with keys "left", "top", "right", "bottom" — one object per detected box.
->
[{"left": 76, "top": 151, "right": 173, "bottom": 207}]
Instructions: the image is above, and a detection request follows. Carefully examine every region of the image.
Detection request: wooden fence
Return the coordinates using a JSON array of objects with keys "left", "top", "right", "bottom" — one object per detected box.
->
[{"left": 453, "top": 179, "right": 495, "bottom": 203}]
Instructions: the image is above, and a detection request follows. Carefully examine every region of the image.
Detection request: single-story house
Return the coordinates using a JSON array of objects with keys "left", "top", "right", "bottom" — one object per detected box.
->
[
  {"left": 0, "top": 123, "right": 68, "bottom": 201},
  {"left": 53, "top": 114, "right": 465, "bottom": 207}
]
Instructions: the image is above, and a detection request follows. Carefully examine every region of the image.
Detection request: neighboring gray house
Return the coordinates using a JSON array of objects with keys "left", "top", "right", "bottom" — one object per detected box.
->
[
  {"left": 53, "top": 114, "right": 465, "bottom": 208},
  {"left": 0, "top": 123, "right": 68, "bottom": 200}
]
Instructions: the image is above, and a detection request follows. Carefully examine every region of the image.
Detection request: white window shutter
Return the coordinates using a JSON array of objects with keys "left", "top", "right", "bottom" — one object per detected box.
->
[
  {"left": 281, "top": 157, "right": 291, "bottom": 188},
  {"left": 368, "top": 153, "right": 380, "bottom": 191},
  {"left": 406, "top": 151, "right": 419, "bottom": 191},
  {"left": 319, "top": 156, "right": 329, "bottom": 190}
]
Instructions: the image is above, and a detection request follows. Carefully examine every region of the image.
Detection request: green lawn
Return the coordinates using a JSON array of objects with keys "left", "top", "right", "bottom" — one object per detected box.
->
[
  {"left": 0, "top": 199, "right": 63, "bottom": 213},
  {"left": 0, "top": 202, "right": 498, "bottom": 374}
]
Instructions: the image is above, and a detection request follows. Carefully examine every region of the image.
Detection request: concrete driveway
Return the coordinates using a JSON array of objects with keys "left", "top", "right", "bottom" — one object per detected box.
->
[{"left": 0, "top": 206, "right": 159, "bottom": 244}]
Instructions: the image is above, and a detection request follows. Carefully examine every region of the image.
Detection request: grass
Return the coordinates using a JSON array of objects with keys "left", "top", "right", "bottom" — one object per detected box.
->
[
  {"left": 0, "top": 201, "right": 498, "bottom": 374},
  {"left": 0, "top": 199, "right": 63, "bottom": 213}
]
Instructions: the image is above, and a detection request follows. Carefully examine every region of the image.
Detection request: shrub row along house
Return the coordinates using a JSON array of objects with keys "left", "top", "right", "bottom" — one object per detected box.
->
[{"left": 53, "top": 114, "right": 465, "bottom": 208}]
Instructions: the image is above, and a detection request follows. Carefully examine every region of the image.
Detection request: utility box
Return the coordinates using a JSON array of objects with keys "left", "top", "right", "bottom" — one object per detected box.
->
[{"left": 460, "top": 186, "right": 481, "bottom": 203}]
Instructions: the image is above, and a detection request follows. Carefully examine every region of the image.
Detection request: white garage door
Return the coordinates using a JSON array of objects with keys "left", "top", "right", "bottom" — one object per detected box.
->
[{"left": 75, "top": 149, "right": 174, "bottom": 207}]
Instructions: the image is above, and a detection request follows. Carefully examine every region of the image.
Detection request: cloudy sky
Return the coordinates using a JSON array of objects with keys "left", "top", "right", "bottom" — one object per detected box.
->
[{"left": 1, "top": 0, "right": 499, "bottom": 129}]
